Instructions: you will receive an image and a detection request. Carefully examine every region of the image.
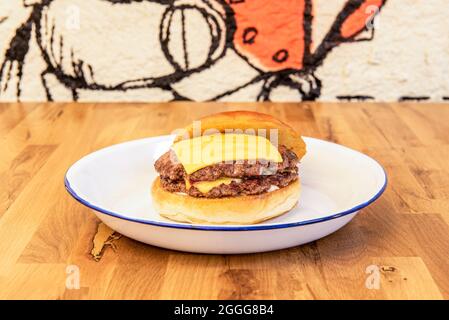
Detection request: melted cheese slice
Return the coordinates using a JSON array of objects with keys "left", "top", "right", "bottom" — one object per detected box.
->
[
  {"left": 172, "top": 133, "right": 282, "bottom": 174},
  {"left": 193, "top": 178, "right": 239, "bottom": 193}
]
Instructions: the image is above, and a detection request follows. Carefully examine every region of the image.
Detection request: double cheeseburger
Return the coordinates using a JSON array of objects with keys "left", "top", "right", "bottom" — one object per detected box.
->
[{"left": 151, "top": 111, "right": 306, "bottom": 225}]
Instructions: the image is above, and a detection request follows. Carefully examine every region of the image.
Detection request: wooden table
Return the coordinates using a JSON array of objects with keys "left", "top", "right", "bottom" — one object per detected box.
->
[{"left": 0, "top": 102, "right": 448, "bottom": 300}]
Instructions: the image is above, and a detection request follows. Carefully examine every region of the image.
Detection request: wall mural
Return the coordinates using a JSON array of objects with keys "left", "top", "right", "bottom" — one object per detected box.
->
[{"left": 0, "top": 0, "right": 389, "bottom": 102}]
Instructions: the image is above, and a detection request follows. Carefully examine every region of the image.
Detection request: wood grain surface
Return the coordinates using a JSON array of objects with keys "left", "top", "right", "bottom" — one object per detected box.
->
[{"left": 0, "top": 102, "right": 448, "bottom": 300}]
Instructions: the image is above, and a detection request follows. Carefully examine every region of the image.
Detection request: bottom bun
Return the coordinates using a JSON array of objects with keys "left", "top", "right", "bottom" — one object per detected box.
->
[{"left": 151, "top": 177, "right": 301, "bottom": 225}]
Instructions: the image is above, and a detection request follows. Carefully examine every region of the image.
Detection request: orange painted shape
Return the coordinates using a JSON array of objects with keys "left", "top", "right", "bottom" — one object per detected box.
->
[
  {"left": 340, "top": 0, "right": 384, "bottom": 38},
  {"left": 227, "top": 0, "right": 306, "bottom": 72}
]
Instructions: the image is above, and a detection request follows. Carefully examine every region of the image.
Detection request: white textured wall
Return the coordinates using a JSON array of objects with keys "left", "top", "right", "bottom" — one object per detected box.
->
[
  {"left": 0, "top": 0, "right": 448, "bottom": 102},
  {"left": 317, "top": 0, "right": 449, "bottom": 102}
]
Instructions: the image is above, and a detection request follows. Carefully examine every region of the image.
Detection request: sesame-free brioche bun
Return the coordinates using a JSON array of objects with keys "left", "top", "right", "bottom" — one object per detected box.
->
[
  {"left": 152, "top": 111, "right": 305, "bottom": 225},
  {"left": 174, "top": 111, "right": 306, "bottom": 160},
  {"left": 152, "top": 178, "right": 300, "bottom": 225}
]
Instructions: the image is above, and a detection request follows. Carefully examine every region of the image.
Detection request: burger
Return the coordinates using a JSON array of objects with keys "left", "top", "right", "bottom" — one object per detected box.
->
[{"left": 151, "top": 111, "right": 306, "bottom": 225}]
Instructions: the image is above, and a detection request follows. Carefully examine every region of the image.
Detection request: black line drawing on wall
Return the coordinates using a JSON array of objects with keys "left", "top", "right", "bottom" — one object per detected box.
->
[{"left": 0, "top": 0, "right": 387, "bottom": 102}]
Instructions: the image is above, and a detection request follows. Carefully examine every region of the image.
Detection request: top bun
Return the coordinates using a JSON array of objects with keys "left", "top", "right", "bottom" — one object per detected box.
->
[{"left": 174, "top": 111, "right": 306, "bottom": 160}]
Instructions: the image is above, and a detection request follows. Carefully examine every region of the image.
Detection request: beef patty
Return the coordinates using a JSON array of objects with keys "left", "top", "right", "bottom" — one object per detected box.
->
[{"left": 155, "top": 145, "right": 299, "bottom": 198}]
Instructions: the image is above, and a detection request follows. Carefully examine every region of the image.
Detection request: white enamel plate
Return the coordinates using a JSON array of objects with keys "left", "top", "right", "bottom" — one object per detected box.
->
[{"left": 65, "top": 136, "right": 387, "bottom": 254}]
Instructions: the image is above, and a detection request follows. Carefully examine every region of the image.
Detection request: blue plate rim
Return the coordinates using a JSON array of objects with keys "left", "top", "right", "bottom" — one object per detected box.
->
[{"left": 64, "top": 137, "right": 388, "bottom": 232}]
